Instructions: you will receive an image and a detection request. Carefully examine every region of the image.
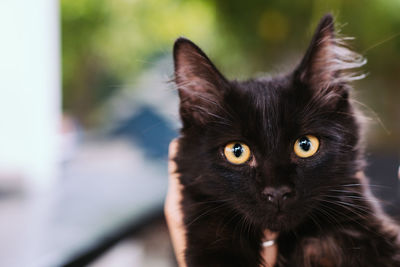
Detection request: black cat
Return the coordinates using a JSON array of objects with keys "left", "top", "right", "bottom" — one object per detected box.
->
[{"left": 172, "top": 14, "right": 400, "bottom": 267}]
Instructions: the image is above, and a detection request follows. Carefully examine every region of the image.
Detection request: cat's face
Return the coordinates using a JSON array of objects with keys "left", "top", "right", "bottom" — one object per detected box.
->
[{"left": 174, "top": 15, "right": 365, "bottom": 231}]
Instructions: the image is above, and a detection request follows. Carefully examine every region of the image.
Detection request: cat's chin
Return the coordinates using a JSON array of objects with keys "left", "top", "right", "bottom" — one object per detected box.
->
[
  {"left": 239, "top": 205, "right": 305, "bottom": 231},
  {"left": 264, "top": 221, "right": 293, "bottom": 232},
  {"left": 259, "top": 212, "right": 301, "bottom": 232}
]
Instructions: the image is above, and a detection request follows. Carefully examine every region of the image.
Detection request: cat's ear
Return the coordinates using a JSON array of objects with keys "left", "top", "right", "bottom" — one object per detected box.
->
[
  {"left": 295, "top": 14, "right": 365, "bottom": 92},
  {"left": 173, "top": 37, "right": 228, "bottom": 126}
]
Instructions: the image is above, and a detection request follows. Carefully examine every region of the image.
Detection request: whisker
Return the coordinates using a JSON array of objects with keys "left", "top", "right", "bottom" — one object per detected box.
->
[{"left": 186, "top": 202, "right": 232, "bottom": 227}]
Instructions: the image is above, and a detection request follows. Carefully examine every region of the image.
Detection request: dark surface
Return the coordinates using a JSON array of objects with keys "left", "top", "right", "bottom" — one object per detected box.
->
[
  {"left": 0, "top": 138, "right": 168, "bottom": 267},
  {"left": 62, "top": 208, "right": 164, "bottom": 267},
  {"left": 366, "top": 151, "right": 400, "bottom": 218}
]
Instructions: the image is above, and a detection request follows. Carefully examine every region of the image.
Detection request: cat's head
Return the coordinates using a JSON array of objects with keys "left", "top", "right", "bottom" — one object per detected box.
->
[{"left": 173, "top": 14, "right": 366, "bottom": 231}]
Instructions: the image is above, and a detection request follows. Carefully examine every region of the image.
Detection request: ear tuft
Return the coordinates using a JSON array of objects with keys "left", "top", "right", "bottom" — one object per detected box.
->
[
  {"left": 173, "top": 38, "right": 228, "bottom": 126},
  {"left": 296, "top": 14, "right": 366, "bottom": 91}
]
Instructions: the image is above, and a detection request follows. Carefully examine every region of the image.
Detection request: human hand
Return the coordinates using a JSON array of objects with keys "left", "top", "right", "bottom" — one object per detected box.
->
[
  {"left": 164, "top": 139, "right": 278, "bottom": 267},
  {"left": 164, "top": 139, "right": 187, "bottom": 267}
]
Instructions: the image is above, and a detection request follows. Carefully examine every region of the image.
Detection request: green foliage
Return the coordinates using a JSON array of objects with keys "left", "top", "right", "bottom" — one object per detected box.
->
[{"left": 62, "top": 0, "right": 216, "bottom": 121}]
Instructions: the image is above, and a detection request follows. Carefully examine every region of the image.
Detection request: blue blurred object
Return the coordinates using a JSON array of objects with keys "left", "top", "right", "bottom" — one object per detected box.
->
[{"left": 111, "top": 105, "right": 178, "bottom": 159}]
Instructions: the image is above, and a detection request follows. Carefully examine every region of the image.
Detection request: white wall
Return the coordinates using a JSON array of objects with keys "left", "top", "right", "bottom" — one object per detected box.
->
[{"left": 0, "top": 0, "right": 61, "bottom": 190}]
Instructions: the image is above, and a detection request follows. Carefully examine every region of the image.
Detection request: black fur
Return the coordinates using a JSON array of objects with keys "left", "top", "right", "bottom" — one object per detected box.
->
[{"left": 173, "top": 14, "right": 400, "bottom": 267}]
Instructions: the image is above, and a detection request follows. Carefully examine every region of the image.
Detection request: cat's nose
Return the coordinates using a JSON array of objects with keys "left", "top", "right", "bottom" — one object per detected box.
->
[{"left": 262, "top": 186, "right": 295, "bottom": 206}]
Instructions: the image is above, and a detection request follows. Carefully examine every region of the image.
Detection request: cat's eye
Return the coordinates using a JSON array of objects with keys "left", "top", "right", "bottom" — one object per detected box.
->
[
  {"left": 294, "top": 135, "right": 319, "bottom": 158},
  {"left": 224, "top": 142, "right": 251, "bottom": 165}
]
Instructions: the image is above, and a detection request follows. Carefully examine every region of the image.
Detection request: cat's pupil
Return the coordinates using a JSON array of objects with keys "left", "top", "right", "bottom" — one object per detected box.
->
[
  {"left": 233, "top": 143, "right": 243, "bottom": 157},
  {"left": 299, "top": 137, "right": 311, "bottom": 151}
]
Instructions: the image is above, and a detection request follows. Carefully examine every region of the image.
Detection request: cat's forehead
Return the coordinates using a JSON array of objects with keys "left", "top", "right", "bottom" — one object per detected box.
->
[
  {"left": 224, "top": 78, "right": 294, "bottom": 149},
  {"left": 225, "top": 76, "right": 334, "bottom": 152},
  {"left": 229, "top": 76, "right": 294, "bottom": 113}
]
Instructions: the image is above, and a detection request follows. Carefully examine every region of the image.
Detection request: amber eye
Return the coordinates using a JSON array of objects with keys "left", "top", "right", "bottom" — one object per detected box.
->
[
  {"left": 294, "top": 135, "right": 319, "bottom": 158},
  {"left": 224, "top": 142, "right": 251, "bottom": 165}
]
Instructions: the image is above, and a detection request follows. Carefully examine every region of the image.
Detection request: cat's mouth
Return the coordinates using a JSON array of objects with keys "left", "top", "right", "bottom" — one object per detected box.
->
[
  {"left": 253, "top": 205, "right": 306, "bottom": 231},
  {"left": 263, "top": 211, "right": 293, "bottom": 231}
]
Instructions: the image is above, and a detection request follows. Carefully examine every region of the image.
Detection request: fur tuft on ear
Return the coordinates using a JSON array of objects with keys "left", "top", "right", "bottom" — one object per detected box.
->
[
  {"left": 173, "top": 37, "right": 228, "bottom": 126},
  {"left": 296, "top": 14, "right": 366, "bottom": 91}
]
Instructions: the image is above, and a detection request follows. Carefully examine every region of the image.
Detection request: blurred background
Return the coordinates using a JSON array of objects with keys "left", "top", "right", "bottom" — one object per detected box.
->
[{"left": 0, "top": 0, "right": 399, "bottom": 266}]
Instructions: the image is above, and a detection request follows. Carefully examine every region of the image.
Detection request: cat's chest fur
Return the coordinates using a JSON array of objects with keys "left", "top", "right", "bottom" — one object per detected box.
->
[{"left": 173, "top": 14, "right": 400, "bottom": 267}]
